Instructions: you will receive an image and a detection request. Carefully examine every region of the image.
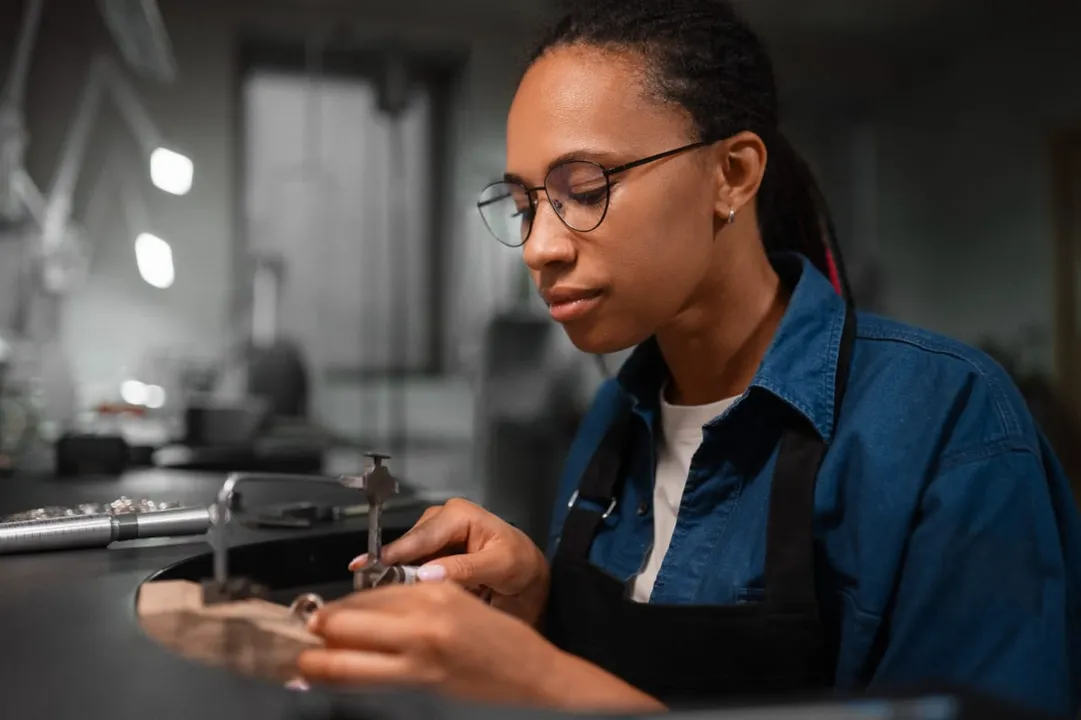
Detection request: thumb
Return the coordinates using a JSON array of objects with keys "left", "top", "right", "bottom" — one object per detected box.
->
[
  {"left": 418, "top": 549, "right": 512, "bottom": 589},
  {"left": 417, "top": 553, "right": 478, "bottom": 586},
  {"left": 380, "top": 509, "right": 467, "bottom": 566}
]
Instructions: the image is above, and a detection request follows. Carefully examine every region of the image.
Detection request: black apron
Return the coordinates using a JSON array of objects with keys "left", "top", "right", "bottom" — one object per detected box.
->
[{"left": 543, "top": 306, "right": 856, "bottom": 709}]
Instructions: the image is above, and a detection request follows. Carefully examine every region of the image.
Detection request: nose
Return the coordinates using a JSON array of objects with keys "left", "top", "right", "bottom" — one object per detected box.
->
[{"left": 522, "top": 201, "right": 576, "bottom": 272}]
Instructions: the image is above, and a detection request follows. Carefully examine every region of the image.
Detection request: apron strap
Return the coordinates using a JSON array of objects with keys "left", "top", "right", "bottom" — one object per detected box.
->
[
  {"left": 554, "top": 408, "right": 635, "bottom": 561},
  {"left": 764, "top": 304, "right": 856, "bottom": 606}
]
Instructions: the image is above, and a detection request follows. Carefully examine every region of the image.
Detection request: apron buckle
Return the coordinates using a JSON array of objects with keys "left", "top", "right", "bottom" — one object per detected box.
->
[{"left": 568, "top": 489, "right": 617, "bottom": 520}]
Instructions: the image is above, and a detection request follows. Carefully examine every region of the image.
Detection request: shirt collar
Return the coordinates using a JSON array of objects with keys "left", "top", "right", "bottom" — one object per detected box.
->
[{"left": 615, "top": 253, "right": 848, "bottom": 443}]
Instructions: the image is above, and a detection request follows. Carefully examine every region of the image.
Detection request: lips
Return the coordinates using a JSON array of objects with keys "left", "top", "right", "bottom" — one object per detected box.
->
[
  {"left": 541, "top": 287, "right": 602, "bottom": 305},
  {"left": 541, "top": 287, "right": 604, "bottom": 323}
]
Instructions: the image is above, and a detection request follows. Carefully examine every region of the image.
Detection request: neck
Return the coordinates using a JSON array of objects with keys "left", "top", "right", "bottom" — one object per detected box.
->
[{"left": 656, "top": 249, "right": 788, "bottom": 407}]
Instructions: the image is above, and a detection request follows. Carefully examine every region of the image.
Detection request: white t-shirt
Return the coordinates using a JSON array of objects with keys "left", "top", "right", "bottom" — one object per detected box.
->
[{"left": 630, "top": 389, "right": 737, "bottom": 603}]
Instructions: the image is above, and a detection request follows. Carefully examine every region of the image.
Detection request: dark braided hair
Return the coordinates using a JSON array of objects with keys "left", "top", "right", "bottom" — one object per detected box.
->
[{"left": 529, "top": 0, "right": 852, "bottom": 302}]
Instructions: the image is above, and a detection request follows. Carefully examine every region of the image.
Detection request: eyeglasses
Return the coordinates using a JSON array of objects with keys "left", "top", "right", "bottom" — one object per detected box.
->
[{"left": 477, "top": 141, "right": 710, "bottom": 248}]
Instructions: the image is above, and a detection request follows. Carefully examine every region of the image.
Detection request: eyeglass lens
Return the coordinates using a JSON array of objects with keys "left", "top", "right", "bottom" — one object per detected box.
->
[{"left": 478, "top": 161, "right": 610, "bottom": 247}]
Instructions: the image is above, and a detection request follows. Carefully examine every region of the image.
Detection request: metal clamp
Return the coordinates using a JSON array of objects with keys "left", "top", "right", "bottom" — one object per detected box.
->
[
  {"left": 204, "top": 453, "right": 411, "bottom": 605},
  {"left": 206, "top": 471, "right": 366, "bottom": 603},
  {"left": 359, "top": 453, "right": 398, "bottom": 572},
  {"left": 567, "top": 489, "right": 616, "bottom": 520}
]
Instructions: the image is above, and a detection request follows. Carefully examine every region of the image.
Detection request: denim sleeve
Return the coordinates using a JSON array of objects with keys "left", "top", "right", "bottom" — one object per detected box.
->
[{"left": 868, "top": 444, "right": 1077, "bottom": 718}]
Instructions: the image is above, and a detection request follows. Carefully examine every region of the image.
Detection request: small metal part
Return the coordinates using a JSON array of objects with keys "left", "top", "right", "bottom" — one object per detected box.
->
[
  {"left": 354, "top": 563, "right": 420, "bottom": 590},
  {"left": 2, "top": 496, "right": 180, "bottom": 523},
  {"left": 288, "top": 593, "right": 324, "bottom": 623},
  {"left": 360, "top": 451, "right": 399, "bottom": 569},
  {"left": 200, "top": 577, "right": 268, "bottom": 604},
  {"left": 238, "top": 502, "right": 337, "bottom": 530}
]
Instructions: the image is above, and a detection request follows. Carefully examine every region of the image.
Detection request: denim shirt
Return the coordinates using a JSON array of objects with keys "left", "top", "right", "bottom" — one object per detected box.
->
[{"left": 547, "top": 255, "right": 1081, "bottom": 718}]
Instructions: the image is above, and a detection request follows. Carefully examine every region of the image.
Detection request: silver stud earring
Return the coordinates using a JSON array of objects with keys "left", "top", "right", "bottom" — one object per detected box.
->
[{"left": 727, "top": 208, "right": 736, "bottom": 225}]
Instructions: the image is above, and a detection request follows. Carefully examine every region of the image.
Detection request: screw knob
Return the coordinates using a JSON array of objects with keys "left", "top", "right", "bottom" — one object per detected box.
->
[{"left": 364, "top": 451, "right": 392, "bottom": 468}]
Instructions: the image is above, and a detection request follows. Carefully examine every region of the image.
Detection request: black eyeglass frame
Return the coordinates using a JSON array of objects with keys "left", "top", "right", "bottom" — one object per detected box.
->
[{"left": 477, "top": 140, "right": 712, "bottom": 248}]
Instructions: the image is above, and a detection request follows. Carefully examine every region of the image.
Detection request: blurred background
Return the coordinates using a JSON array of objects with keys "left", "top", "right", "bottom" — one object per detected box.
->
[{"left": 0, "top": 0, "right": 1078, "bottom": 544}]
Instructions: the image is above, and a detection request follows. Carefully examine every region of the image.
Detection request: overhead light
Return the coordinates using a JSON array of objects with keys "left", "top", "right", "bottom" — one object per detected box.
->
[
  {"left": 119, "top": 379, "right": 166, "bottom": 408},
  {"left": 120, "top": 379, "right": 147, "bottom": 405},
  {"left": 134, "top": 232, "right": 174, "bottom": 289},
  {"left": 143, "top": 384, "right": 166, "bottom": 409},
  {"left": 149, "top": 147, "right": 193, "bottom": 196}
]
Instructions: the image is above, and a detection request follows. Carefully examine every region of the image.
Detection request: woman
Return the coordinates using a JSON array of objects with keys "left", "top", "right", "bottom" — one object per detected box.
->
[{"left": 297, "top": 0, "right": 1081, "bottom": 715}]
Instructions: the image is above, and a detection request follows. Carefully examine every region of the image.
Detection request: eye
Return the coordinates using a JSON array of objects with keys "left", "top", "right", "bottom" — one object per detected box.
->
[
  {"left": 514, "top": 190, "right": 537, "bottom": 219},
  {"left": 549, "top": 161, "right": 607, "bottom": 208},
  {"left": 567, "top": 185, "right": 607, "bottom": 206}
]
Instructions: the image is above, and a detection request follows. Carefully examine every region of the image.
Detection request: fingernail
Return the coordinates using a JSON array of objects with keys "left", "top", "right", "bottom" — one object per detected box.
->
[
  {"left": 348, "top": 553, "right": 367, "bottom": 569},
  {"left": 417, "top": 564, "right": 446, "bottom": 582},
  {"left": 286, "top": 678, "right": 310, "bottom": 691}
]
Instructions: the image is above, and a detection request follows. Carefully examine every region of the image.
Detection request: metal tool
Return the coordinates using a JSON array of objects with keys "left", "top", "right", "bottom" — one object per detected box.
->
[
  {"left": 350, "top": 451, "right": 418, "bottom": 590},
  {"left": 354, "top": 563, "right": 421, "bottom": 590},
  {"left": 358, "top": 452, "right": 397, "bottom": 568},
  {"left": 0, "top": 505, "right": 211, "bottom": 554},
  {"left": 205, "top": 453, "right": 413, "bottom": 605},
  {"left": 238, "top": 495, "right": 428, "bottom": 530}
]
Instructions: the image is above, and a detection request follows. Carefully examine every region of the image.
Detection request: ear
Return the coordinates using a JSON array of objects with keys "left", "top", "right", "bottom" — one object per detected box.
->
[{"left": 712, "top": 131, "right": 767, "bottom": 219}]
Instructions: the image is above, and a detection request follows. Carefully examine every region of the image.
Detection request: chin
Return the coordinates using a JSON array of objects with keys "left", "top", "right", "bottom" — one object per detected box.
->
[{"left": 560, "top": 318, "right": 648, "bottom": 356}]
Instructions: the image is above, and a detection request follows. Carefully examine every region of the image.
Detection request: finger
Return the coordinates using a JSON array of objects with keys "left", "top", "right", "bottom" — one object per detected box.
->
[
  {"left": 297, "top": 648, "right": 417, "bottom": 687},
  {"left": 380, "top": 507, "right": 473, "bottom": 566},
  {"left": 350, "top": 547, "right": 460, "bottom": 570},
  {"left": 325, "top": 582, "right": 484, "bottom": 619},
  {"left": 326, "top": 583, "right": 447, "bottom": 612},
  {"left": 350, "top": 552, "right": 489, "bottom": 588},
  {"left": 351, "top": 506, "right": 445, "bottom": 569},
  {"left": 312, "top": 608, "right": 422, "bottom": 652},
  {"left": 347, "top": 554, "right": 368, "bottom": 571},
  {"left": 420, "top": 546, "right": 518, "bottom": 589}
]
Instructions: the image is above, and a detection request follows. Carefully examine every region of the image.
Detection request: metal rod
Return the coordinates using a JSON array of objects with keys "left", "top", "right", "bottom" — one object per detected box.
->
[
  {"left": 354, "top": 563, "right": 420, "bottom": 589},
  {"left": 43, "top": 55, "right": 163, "bottom": 252},
  {"left": 366, "top": 498, "right": 382, "bottom": 564},
  {"left": 0, "top": 506, "right": 211, "bottom": 555},
  {"left": 2, "top": 0, "right": 45, "bottom": 110},
  {"left": 12, "top": 167, "right": 46, "bottom": 225},
  {"left": 388, "top": 100, "right": 408, "bottom": 478}
]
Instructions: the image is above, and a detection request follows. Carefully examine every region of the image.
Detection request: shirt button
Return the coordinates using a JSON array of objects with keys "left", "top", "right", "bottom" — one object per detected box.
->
[{"left": 636, "top": 501, "right": 649, "bottom": 516}]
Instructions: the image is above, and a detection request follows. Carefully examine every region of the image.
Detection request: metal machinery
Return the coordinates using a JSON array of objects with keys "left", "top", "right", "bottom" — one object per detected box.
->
[{"left": 0, "top": 0, "right": 191, "bottom": 470}]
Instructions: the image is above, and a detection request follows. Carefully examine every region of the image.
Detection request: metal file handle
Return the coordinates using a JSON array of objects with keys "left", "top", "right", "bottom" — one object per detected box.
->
[{"left": 0, "top": 506, "right": 212, "bottom": 555}]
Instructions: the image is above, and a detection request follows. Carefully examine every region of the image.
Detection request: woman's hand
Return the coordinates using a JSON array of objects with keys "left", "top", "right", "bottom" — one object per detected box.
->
[
  {"left": 297, "top": 582, "right": 664, "bottom": 713},
  {"left": 351, "top": 498, "right": 550, "bottom": 625}
]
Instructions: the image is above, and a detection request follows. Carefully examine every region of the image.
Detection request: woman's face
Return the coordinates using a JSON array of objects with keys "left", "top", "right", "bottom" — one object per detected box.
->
[{"left": 505, "top": 45, "right": 722, "bottom": 354}]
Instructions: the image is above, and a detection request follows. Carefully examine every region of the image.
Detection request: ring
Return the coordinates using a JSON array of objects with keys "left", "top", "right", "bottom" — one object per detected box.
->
[{"left": 288, "top": 593, "right": 324, "bottom": 623}]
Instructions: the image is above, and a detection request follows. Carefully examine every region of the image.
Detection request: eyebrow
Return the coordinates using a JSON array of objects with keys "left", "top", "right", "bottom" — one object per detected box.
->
[{"left": 503, "top": 148, "right": 625, "bottom": 185}]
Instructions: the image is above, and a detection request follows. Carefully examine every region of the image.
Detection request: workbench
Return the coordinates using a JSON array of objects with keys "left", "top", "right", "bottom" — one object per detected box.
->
[
  {"left": 0, "top": 470, "right": 1054, "bottom": 720},
  {"left": 0, "top": 469, "right": 568, "bottom": 720}
]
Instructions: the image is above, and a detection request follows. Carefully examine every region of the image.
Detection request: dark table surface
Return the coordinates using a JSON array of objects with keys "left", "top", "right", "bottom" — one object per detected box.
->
[
  {"left": 0, "top": 469, "right": 574, "bottom": 720},
  {"left": 0, "top": 471, "right": 1048, "bottom": 720}
]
